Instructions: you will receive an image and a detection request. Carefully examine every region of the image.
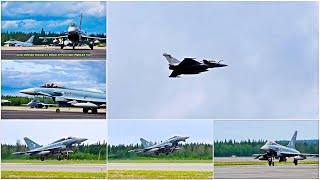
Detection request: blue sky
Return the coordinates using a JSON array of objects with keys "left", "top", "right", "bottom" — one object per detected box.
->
[
  {"left": 108, "top": 120, "right": 213, "bottom": 145},
  {"left": 1, "top": 60, "right": 106, "bottom": 96},
  {"left": 214, "top": 120, "right": 318, "bottom": 141},
  {"left": 0, "top": 120, "right": 107, "bottom": 145},
  {"left": 108, "top": 1, "right": 318, "bottom": 119},
  {"left": 1, "top": 1, "right": 106, "bottom": 34}
]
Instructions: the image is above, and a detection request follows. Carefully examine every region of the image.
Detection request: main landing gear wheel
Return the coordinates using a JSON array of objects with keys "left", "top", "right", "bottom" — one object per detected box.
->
[
  {"left": 40, "top": 156, "right": 45, "bottom": 161},
  {"left": 73, "top": 42, "right": 75, "bottom": 50},
  {"left": 92, "top": 109, "right": 98, "bottom": 114},
  {"left": 83, "top": 108, "right": 88, "bottom": 113},
  {"left": 89, "top": 43, "right": 93, "bottom": 50},
  {"left": 56, "top": 109, "right": 60, "bottom": 113},
  {"left": 294, "top": 160, "right": 298, "bottom": 166},
  {"left": 61, "top": 43, "right": 64, "bottom": 49},
  {"left": 57, "top": 156, "right": 61, "bottom": 161}
]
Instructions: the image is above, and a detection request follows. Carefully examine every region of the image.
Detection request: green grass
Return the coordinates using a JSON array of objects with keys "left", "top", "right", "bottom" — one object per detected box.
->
[
  {"left": 108, "top": 170, "right": 212, "bottom": 179},
  {"left": 1, "top": 171, "right": 106, "bottom": 179},
  {"left": 108, "top": 159, "right": 212, "bottom": 163},
  {"left": 2, "top": 159, "right": 106, "bottom": 164},
  {"left": 214, "top": 160, "right": 319, "bottom": 166}
]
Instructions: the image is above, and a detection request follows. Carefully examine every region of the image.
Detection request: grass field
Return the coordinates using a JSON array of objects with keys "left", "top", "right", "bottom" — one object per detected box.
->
[
  {"left": 108, "top": 159, "right": 212, "bottom": 163},
  {"left": 2, "top": 159, "right": 106, "bottom": 164},
  {"left": 214, "top": 160, "right": 319, "bottom": 166},
  {"left": 108, "top": 170, "right": 213, "bottom": 179},
  {"left": 1, "top": 171, "right": 106, "bottom": 179}
]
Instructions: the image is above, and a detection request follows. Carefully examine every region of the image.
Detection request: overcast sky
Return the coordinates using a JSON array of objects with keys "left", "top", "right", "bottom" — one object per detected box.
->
[
  {"left": 214, "top": 120, "right": 318, "bottom": 141},
  {"left": 108, "top": 120, "right": 213, "bottom": 145},
  {"left": 1, "top": 1, "right": 106, "bottom": 34},
  {"left": 0, "top": 120, "right": 107, "bottom": 145},
  {"left": 2, "top": 60, "right": 106, "bottom": 96},
  {"left": 108, "top": 1, "right": 318, "bottom": 119}
]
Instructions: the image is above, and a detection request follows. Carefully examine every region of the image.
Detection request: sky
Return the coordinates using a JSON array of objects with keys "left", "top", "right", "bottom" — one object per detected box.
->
[
  {"left": 108, "top": 120, "right": 213, "bottom": 145},
  {"left": 1, "top": 60, "right": 106, "bottom": 96},
  {"left": 1, "top": 1, "right": 106, "bottom": 34},
  {"left": 0, "top": 120, "right": 107, "bottom": 145},
  {"left": 214, "top": 120, "right": 318, "bottom": 141},
  {"left": 108, "top": 1, "right": 318, "bottom": 119}
]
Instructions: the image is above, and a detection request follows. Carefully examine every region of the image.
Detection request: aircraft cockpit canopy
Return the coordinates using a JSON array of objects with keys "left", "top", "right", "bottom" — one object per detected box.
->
[
  {"left": 40, "top": 83, "right": 63, "bottom": 88},
  {"left": 52, "top": 136, "right": 74, "bottom": 144},
  {"left": 266, "top": 140, "right": 278, "bottom": 145},
  {"left": 9, "top": 39, "right": 16, "bottom": 41},
  {"left": 70, "top": 22, "right": 77, "bottom": 27}
]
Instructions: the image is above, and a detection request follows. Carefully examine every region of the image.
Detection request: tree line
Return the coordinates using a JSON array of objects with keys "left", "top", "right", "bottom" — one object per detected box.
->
[
  {"left": 214, "top": 139, "right": 319, "bottom": 157},
  {"left": 1, "top": 140, "right": 107, "bottom": 160},
  {"left": 108, "top": 143, "right": 213, "bottom": 160},
  {"left": 1, "top": 29, "right": 106, "bottom": 46},
  {"left": 2, "top": 95, "right": 55, "bottom": 106}
]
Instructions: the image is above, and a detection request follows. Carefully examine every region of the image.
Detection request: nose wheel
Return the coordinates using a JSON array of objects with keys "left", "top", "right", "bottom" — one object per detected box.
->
[
  {"left": 294, "top": 159, "right": 298, "bottom": 165},
  {"left": 40, "top": 156, "right": 45, "bottom": 161},
  {"left": 268, "top": 158, "right": 275, "bottom": 166},
  {"left": 56, "top": 108, "right": 60, "bottom": 113}
]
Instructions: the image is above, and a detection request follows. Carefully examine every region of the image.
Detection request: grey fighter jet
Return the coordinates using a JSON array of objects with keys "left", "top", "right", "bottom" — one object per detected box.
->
[
  {"left": 163, "top": 53, "right": 227, "bottom": 77},
  {"left": 13, "top": 137, "right": 87, "bottom": 161},
  {"left": 39, "top": 13, "right": 105, "bottom": 50},
  {"left": 19, "top": 83, "right": 106, "bottom": 114},
  {"left": 253, "top": 131, "right": 318, "bottom": 166},
  {"left": 4, "top": 35, "right": 34, "bottom": 47},
  {"left": 129, "top": 136, "right": 189, "bottom": 155}
]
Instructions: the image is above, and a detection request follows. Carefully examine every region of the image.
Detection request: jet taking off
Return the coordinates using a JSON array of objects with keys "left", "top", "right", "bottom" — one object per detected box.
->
[
  {"left": 163, "top": 53, "right": 227, "bottom": 77},
  {"left": 13, "top": 137, "right": 87, "bottom": 161},
  {"left": 4, "top": 35, "right": 34, "bottom": 47},
  {"left": 39, "top": 13, "right": 106, "bottom": 50},
  {"left": 19, "top": 83, "right": 106, "bottom": 114},
  {"left": 253, "top": 131, "right": 318, "bottom": 166},
  {"left": 129, "top": 136, "right": 189, "bottom": 155}
]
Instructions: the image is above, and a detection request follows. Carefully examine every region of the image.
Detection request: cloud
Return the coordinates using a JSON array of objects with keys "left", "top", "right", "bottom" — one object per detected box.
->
[{"left": 1, "top": 20, "right": 18, "bottom": 29}]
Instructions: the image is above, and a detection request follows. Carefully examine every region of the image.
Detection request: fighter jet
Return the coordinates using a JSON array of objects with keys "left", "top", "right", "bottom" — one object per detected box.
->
[
  {"left": 1, "top": 100, "right": 10, "bottom": 104},
  {"left": 39, "top": 13, "right": 106, "bottom": 50},
  {"left": 4, "top": 35, "right": 34, "bottom": 47},
  {"left": 19, "top": 83, "right": 106, "bottom": 114},
  {"left": 163, "top": 53, "right": 227, "bottom": 77},
  {"left": 23, "top": 99, "right": 57, "bottom": 109},
  {"left": 13, "top": 137, "right": 87, "bottom": 161},
  {"left": 253, "top": 131, "right": 319, "bottom": 166},
  {"left": 129, "top": 136, "right": 189, "bottom": 155}
]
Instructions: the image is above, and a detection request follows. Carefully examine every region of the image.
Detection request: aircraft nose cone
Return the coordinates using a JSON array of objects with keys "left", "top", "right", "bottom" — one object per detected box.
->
[
  {"left": 78, "top": 138, "right": 88, "bottom": 143},
  {"left": 260, "top": 145, "right": 269, "bottom": 151},
  {"left": 19, "top": 88, "right": 35, "bottom": 95}
]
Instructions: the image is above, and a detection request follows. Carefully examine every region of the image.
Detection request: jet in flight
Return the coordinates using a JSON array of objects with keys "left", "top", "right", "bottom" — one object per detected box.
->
[
  {"left": 129, "top": 136, "right": 189, "bottom": 155},
  {"left": 39, "top": 13, "right": 106, "bottom": 50},
  {"left": 13, "top": 137, "right": 87, "bottom": 161},
  {"left": 163, "top": 53, "right": 227, "bottom": 77},
  {"left": 19, "top": 83, "right": 106, "bottom": 114},
  {"left": 253, "top": 131, "right": 318, "bottom": 166},
  {"left": 4, "top": 35, "right": 34, "bottom": 47}
]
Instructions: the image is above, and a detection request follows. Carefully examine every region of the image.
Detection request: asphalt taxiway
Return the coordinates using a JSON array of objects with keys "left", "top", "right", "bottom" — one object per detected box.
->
[
  {"left": 1, "top": 110, "right": 106, "bottom": 119},
  {"left": 214, "top": 164, "right": 319, "bottom": 179},
  {"left": 108, "top": 163, "right": 212, "bottom": 171},
  {"left": 1, "top": 46, "right": 106, "bottom": 60},
  {"left": 1, "top": 163, "right": 106, "bottom": 172}
]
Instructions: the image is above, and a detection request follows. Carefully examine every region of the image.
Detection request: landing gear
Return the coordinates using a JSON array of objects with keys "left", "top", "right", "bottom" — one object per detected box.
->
[
  {"left": 294, "top": 159, "right": 298, "bottom": 166},
  {"left": 56, "top": 109, "right": 60, "bottom": 113},
  {"left": 166, "top": 152, "right": 169, "bottom": 155},
  {"left": 83, "top": 108, "right": 88, "bottom": 113},
  {"left": 155, "top": 152, "right": 159, "bottom": 156},
  {"left": 89, "top": 42, "right": 94, "bottom": 50},
  {"left": 268, "top": 158, "right": 274, "bottom": 166},
  {"left": 40, "top": 156, "right": 45, "bottom": 161},
  {"left": 73, "top": 42, "right": 75, "bottom": 50},
  {"left": 44, "top": 105, "right": 48, "bottom": 109},
  {"left": 61, "top": 43, "right": 64, "bottom": 49},
  {"left": 92, "top": 109, "right": 98, "bottom": 114},
  {"left": 57, "top": 156, "right": 61, "bottom": 161}
]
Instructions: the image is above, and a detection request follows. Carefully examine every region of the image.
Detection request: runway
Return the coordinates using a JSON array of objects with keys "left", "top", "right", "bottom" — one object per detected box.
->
[
  {"left": 1, "top": 110, "right": 106, "bottom": 119},
  {"left": 108, "top": 163, "right": 212, "bottom": 171},
  {"left": 1, "top": 46, "right": 106, "bottom": 60},
  {"left": 214, "top": 164, "right": 319, "bottom": 179},
  {"left": 1, "top": 163, "right": 106, "bottom": 172}
]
